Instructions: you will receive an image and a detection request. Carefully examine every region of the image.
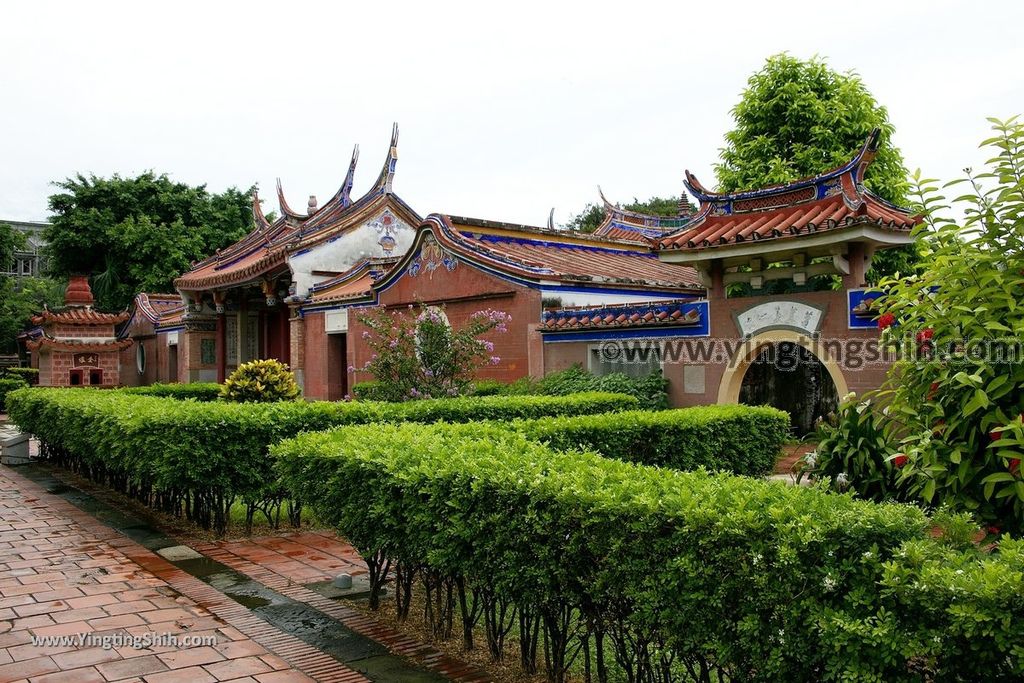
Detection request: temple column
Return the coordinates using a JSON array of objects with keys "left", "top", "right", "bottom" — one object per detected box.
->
[
  {"left": 279, "top": 306, "right": 291, "bottom": 366},
  {"left": 709, "top": 259, "right": 726, "bottom": 301},
  {"left": 214, "top": 292, "right": 227, "bottom": 383},
  {"left": 843, "top": 242, "right": 868, "bottom": 289},
  {"left": 215, "top": 314, "right": 226, "bottom": 383},
  {"left": 289, "top": 306, "right": 305, "bottom": 392}
]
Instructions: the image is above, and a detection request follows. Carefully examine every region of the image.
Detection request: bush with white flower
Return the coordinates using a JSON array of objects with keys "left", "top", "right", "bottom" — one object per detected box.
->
[{"left": 354, "top": 303, "right": 510, "bottom": 402}]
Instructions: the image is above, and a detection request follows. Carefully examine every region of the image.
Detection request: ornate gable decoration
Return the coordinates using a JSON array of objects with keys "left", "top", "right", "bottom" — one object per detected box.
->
[
  {"left": 409, "top": 234, "right": 457, "bottom": 278},
  {"left": 369, "top": 209, "right": 406, "bottom": 256}
]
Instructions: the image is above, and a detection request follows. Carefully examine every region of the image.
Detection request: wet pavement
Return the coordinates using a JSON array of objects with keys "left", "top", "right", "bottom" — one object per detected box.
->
[{"left": 3, "top": 462, "right": 488, "bottom": 682}]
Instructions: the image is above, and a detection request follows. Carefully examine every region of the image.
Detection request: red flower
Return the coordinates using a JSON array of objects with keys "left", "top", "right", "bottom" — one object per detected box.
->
[
  {"left": 892, "top": 454, "right": 909, "bottom": 467},
  {"left": 877, "top": 313, "right": 896, "bottom": 329},
  {"left": 933, "top": 419, "right": 946, "bottom": 436},
  {"left": 928, "top": 382, "right": 940, "bottom": 400},
  {"left": 916, "top": 328, "right": 934, "bottom": 343},
  {"left": 991, "top": 429, "right": 1003, "bottom": 441},
  {"left": 1011, "top": 459, "right": 1021, "bottom": 476},
  {"left": 988, "top": 526, "right": 1001, "bottom": 536}
]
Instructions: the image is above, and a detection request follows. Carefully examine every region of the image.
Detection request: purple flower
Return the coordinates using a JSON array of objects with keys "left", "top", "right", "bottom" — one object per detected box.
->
[
  {"left": 347, "top": 365, "right": 356, "bottom": 373},
  {"left": 483, "top": 340, "right": 495, "bottom": 352},
  {"left": 490, "top": 356, "right": 500, "bottom": 365},
  {"left": 389, "top": 339, "right": 399, "bottom": 349},
  {"left": 343, "top": 394, "right": 351, "bottom": 401},
  {"left": 362, "top": 331, "right": 371, "bottom": 339}
]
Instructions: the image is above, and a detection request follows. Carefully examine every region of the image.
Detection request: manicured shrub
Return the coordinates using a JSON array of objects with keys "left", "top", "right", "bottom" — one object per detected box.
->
[
  {"left": 388, "top": 391, "right": 638, "bottom": 423},
  {"left": 3, "top": 367, "right": 39, "bottom": 385},
  {"left": 469, "top": 379, "right": 506, "bottom": 396},
  {"left": 351, "top": 381, "right": 388, "bottom": 401},
  {"left": 510, "top": 404, "right": 789, "bottom": 476},
  {"left": 121, "top": 383, "right": 222, "bottom": 401},
  {"left": 536, "top": 364, "right": 670, "bottom": 409},
  {"left": 5, "top": 388, "right": 637, "bottom": 533},
  {"left": 276, "top": 421, "right": 1023, "bottom": 681},
  {"left": 221, "top": 359, "right": 301, "bottom": 402},
  {"left": 0, "top": 376, "right": 28, "bottom": 412}
]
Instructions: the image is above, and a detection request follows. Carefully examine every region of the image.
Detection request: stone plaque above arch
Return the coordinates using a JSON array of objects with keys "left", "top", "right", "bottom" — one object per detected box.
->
[{"left": 733, "top": 300, "right": 827, "bottom": 338}]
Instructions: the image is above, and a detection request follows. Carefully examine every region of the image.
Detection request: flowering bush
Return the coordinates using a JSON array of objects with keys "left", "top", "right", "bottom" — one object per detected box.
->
[
  {"left": 355, "top": 304, "right": 509, "bottom": 401},
  {"left": 799, "top": 392, "right": 913, "bottom": 503},
  {"left": 858, "top": 118, "right": 1024, "bottom": 534}
]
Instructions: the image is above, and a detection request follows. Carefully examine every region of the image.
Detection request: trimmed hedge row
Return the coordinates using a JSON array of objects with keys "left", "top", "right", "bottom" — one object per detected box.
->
[
  {"left": 0, "top": 376, "right": 28, "bottom": 412},
  {"left": 5, "top": 388, "right": 638, "bottom": 532},
  {"left": 509, "top": 404, "right": 788, "bottom": 476},
  {"left": 120, "top": 383, "right": 223, "bottom": 401},
  {"left": 276, "top": 422, "right": 1024, "bottom": 682},
  {"left": 2, "top": 367, "right": 39, "bottom": 385}
]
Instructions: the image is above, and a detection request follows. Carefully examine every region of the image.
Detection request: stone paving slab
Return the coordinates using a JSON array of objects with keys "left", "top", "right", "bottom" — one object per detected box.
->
[{"left": 0, "top": 466, "right": 365, "bottom": 683}]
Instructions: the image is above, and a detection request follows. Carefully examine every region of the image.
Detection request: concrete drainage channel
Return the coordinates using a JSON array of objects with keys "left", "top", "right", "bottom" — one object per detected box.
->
[{"left": 18, "top": 463, "right": 447, "bottom": 683}]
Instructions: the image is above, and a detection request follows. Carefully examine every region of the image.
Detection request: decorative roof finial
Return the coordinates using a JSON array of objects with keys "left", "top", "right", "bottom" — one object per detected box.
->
[
  {"left": 373, "top": 123, "right": 400, "bottom": 194},
  {"left": 308, "top": 195, "right": 318, "bottom": 213},
  {"left": 276, "top": 178, "right": 304, "bottom": 219},
  {"left": 65, "top": 275, "right": 94, "bottom": 308},
  {"left": 547, "top": 208, "right": 556, "bottom": 231},
  {"left": 252, "top": 190, "right": 270, "bottom": 230},
  {"left": 340, "top": 144, "right": 359, "bottom": 208}
]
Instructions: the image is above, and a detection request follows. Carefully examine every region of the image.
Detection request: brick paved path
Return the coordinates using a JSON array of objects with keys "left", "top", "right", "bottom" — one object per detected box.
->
[
  {"left": 193, "top": 536, "right": 489, "bottom": 682},
  {"left": 0, "top": 466, "right": 366, "bottom": 683}
]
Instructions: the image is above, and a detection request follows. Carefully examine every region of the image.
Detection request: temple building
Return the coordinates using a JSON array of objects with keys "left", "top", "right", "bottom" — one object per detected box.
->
[
  {"left": 27, "top": 276, "right": 132, "bottom": 387},
  {"left": 540, "top": 129, "right": 920, "bottom": 430},
  {"left": 105, "top": 127, "right": 919, "bottom": 430},
  {"left": 165, "top": 125, "right": 420, "bottom": 388}
]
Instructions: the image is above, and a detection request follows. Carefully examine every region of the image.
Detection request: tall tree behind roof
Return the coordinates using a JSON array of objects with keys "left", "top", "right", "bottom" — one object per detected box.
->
[
  {"left": 44, "top": 172, "right": 254, "bottom": 310},
  {"left": 714, "top": 53, "right": 915, "bottom": 280},
  {"left": 566, "top": 196, "right": 679, "bottom": 233}
]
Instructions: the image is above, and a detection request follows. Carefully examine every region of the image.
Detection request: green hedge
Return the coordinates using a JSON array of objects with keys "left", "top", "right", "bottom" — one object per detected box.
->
[
  {"left": 0, "top": 376, "right": 28, "bottom": 412},
  {"left": 509, "top": 404, "right": 788, "bottom": 476},
  {"left": 276, "top": 421, "right": 1024, "bottom": 682},
  {"left": 5, "top": 388, "right": 637, "bottom": 532},
  {"left": 3, "top": 367, "right": 39, "bottom": 385},
  {"left": 120, "top": 383, "right": 223, "bottom": 401},
  {"left": 531, "top": 364, "right": 671, "bottom": 409}
]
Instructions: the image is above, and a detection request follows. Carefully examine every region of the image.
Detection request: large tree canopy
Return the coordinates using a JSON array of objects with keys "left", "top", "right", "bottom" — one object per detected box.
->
[
  {"left": 45, "top": 172, "right": 255, "bottom": 310},
  {"left": 0, "top": 222, "right": 25, "bottom": 271},
  {"left": 714, "top": 54, "right": 915, "bottom": 281},
  {"left": 566, "top": 196, "right": 681, "bottom": 233},
  {"left": 0, "top": 223, "right": 63, "bottom": 354}
]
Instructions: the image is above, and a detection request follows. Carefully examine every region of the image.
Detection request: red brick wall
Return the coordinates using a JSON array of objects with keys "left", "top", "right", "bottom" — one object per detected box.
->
[
  {"left": 39, "top": 350, "right": 120, "bottom": 387},
  {"left": 301, "top": 312, "right": 329, "bottom": 400},
  {"left": 37, "top": 319, "right": 123, "bottom": 387},
  {"left": 543, "top": 289, "right": 891, "bottom": 408}
]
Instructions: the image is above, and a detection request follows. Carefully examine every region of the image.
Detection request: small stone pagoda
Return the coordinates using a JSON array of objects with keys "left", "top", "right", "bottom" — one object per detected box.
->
[{"left": 27, "top": 276, "right": 132, "bottom": 387}]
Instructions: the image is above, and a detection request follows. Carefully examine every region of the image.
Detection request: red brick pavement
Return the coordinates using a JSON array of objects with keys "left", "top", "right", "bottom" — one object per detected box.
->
[
  {"left": 192, "top": 536, "right": 491, "bottom": 682},
  {"left": 0, "top": 466, "right": 366, "bottom": 683}
]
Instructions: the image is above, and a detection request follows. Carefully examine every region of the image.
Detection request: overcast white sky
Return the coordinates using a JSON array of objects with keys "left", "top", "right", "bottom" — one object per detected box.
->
[{"left": 2, "top": 1, "right": 1021, "bottom": 227}]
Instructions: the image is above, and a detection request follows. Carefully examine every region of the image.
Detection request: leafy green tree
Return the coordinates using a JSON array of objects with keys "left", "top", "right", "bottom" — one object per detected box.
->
[
  {"left": 0, "top": 277, "right": 65, "bottom": 354},
  {"left": 0, "top": 222, "right": 25, "bottom": 271},
  {"left": 715, "top": 53, "right": 915, "bottom": 281},
  {"left": 45, "top": 172, "right": 255, "bottom": 310},
  {"left": 566, "top": 196, "right": 681, "bottom": 233}
]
